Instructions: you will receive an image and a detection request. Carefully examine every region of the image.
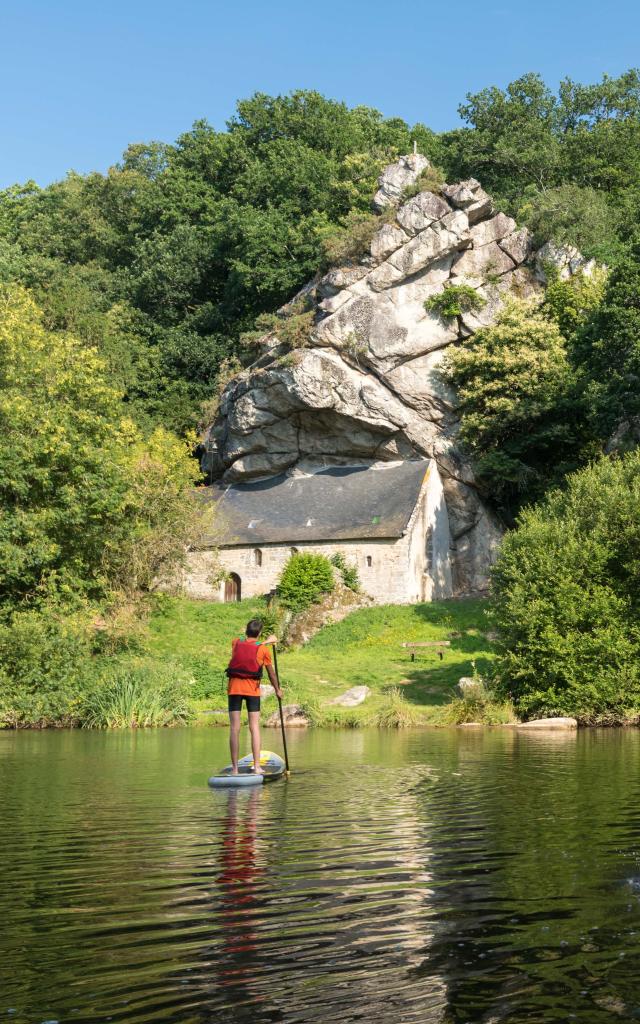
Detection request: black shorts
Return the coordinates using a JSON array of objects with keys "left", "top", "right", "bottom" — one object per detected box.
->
[{"left": 228, "top": 694, "right": 261, "bottom": 713}]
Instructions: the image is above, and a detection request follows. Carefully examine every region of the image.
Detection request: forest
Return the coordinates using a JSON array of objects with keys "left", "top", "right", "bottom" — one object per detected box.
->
[{"left": 2, "top": 70, "right": 640, "bottom": 724}]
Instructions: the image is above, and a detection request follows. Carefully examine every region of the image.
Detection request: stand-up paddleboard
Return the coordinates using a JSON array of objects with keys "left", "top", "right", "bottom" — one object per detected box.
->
[{"left": 208, "top": 750, "right": 286, "bottom": 788}]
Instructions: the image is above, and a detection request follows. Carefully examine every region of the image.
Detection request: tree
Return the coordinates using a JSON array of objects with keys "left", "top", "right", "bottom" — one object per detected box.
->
[
  {"left": 444, "top": 299, "right": 588, "bottom": 519},
  {"left": 519, "top": 183, "right": 620, "bottom": 262},
  {"left": 0, "top": 285, "right": 203, "bottom": 609},
  {"left": 491, "top": 451, "right": 640, "bottom": 722},
  {"left": 443, "top": 70, "right": 640, "bottom": 215},
  {"left": 572, "top": 244, "right": 640, "bottom": 441},
  {"left": 0, "top": 91, "right": 431, "bottom": 432},
  {"left": 0, "top": 285, "right": 210, "bottom": 725}
]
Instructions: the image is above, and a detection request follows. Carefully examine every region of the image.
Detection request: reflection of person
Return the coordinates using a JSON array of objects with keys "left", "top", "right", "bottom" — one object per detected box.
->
[
  {"left": 225, "top": 619, "right": 283, "bottom": 775},
  {"left": 217, "top": 788, "right": 264, "bottom": 987}
]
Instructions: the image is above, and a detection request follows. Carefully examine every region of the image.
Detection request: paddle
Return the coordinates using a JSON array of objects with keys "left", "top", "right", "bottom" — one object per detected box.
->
[{"left": 271, "top": 643, "right": 290, "bottom": 776}]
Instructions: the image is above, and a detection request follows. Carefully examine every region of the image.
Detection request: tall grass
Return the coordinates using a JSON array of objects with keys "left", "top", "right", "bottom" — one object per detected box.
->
[
  {"left": 433, "top": 691, "right": 516, "bottom": 726},
  {"left": 368, "top": 687, "right": 424, "bottom": 728},
  {"left": 79, "top": 664, "right": 194, "bottom": 729}
]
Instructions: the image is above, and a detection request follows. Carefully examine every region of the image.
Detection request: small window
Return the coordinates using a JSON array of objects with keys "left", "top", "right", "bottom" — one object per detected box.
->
[
  {"left": 253, "top": 548, "right": 262, "bottom": 567},
  {"left": 366, "top": 556, "right": 372, "bottom": 568}
]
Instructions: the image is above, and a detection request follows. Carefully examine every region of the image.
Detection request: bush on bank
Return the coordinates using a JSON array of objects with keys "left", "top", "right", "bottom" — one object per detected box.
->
[
  {"left": 490, "top": 451, "right": 640, "bottom": 722},
  {"left": 0, "top": 604, "right": 94, "bottom": 728}
]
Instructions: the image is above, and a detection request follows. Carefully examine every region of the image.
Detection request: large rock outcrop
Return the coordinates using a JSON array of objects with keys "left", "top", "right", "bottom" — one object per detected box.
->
[{"left": 202, "top": 156, "right": 591, "bottom": 594}]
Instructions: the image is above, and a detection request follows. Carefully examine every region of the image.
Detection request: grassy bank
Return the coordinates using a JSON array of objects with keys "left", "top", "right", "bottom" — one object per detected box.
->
[{"left": 140, "top": 595, "right": 510, "bottom": 726}]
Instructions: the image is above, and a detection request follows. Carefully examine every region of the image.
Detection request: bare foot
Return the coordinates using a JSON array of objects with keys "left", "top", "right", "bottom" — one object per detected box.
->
[
  {"left": 231, "top": 768, "right": 239, "bottom": 775},
  {"left": 252, "top": 766, "right": 264, "bottom": 775}
]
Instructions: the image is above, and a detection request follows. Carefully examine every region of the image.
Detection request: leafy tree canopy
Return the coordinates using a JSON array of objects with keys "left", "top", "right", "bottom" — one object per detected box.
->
[
  {"left": 573, "top": 242, "right": 640, "bottom": 440},
  {"left": 491, "top": 450, "right": 640, "bottom": 722},
  {"left": 0, "top": 285, "right": 202, "bottom": 612},
  {"left": 0, "top": 92, "right": 435, "bottom": 431},
  {"left": 1, "top": 78, "right": 640, "bottom": 433},
  {"left": 444, "top": 298, "right": 593, "bottom": 519}
]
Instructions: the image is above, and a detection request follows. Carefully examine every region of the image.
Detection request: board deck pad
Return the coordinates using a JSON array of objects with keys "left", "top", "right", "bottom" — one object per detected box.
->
[{"left": 208, "top": 750, "right": 285, "bottom": 788}]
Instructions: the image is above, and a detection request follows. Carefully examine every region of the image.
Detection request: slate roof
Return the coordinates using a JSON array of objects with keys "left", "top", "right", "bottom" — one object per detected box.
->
[{"left": 202, "top": 461, "right": 431, "bottom": 545}]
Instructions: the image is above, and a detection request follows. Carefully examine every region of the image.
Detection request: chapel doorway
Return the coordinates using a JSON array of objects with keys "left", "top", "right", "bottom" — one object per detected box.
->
[{"left": 224, "top": 573, "right": 241, "bottom": 603}]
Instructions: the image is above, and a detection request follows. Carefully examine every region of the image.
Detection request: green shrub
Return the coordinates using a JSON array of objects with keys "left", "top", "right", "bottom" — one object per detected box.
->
[
  {"left": 322, "top": 208, "right": 395, "bottom": 265},
  {"left": 401, "top": 164, "right": 446, "bottom": 200},
  {"left": 425, "top": 284, "right": 486, "bottom": 320},
  {"left": 0, "top": 603, "right": 94, "bottom": 728},
  {"left": 276, "top": 553, "right": 335, "bottom": 612},
  {"left": 79, "top": 663, "right": 194, "bottom": 728},
  {"left": 541, "top": 266, "right": 607, "bottom": 338},
  {"left": 368, "top": 687, "right": 423, "bottom": 728},
  {"left": 435, "top": 692, "right": 515, "bottom": 725},
  {"left": 330, "top": 552, "right": 361, "bottom": 592},
  {"left": 490, "top": 450, "right": 640, "bottom": 722}
]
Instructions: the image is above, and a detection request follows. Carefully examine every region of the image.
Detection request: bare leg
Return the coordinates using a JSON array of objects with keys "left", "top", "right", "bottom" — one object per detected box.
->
[
  {"left": 248, "top": 711, "right": 263, "bottom": 774},
  {"left": 229, "top": 710, "right": 241, "bottom": 774}
]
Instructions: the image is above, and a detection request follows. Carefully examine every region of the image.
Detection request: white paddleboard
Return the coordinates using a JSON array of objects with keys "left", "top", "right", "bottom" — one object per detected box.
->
[{"left": 208, "top": 750, "right": 286, "bottom": 788}]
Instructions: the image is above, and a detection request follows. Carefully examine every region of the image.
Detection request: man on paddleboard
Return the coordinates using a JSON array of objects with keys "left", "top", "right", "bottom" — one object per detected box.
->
[{"left": 226, "top": 619, "right": 283, "bottom": 775}]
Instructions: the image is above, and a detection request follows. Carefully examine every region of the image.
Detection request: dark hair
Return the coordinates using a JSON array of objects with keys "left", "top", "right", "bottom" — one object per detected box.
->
[{"left": 246, "top": 618, "right": 263, "bottom": 638}]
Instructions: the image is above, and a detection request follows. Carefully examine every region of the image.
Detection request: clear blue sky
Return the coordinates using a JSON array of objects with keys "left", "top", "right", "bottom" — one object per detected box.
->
[{"left": 1, "top": 0, "right": 639, "bottom": 188}]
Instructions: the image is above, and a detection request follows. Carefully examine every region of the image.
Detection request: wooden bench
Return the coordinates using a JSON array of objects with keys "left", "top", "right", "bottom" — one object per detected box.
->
[{"left": 401, "top": 641, "right": 451, "bottom": 662}]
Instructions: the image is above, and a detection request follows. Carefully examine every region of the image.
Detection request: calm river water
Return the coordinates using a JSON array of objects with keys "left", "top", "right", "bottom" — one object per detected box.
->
[{"left": 2, "top": 727, "right": 640, "bottom": 1023}]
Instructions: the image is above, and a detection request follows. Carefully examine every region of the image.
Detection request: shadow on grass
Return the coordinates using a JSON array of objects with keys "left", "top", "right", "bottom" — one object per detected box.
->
[{"left": 392, "top": 655, "right": 495, "bottom": 707}]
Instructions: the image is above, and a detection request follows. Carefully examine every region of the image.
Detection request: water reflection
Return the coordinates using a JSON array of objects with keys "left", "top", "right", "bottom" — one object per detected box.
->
[
  {"left": 215, "top": 789, "right": 265, "bottom": 1014},
  {"left": 411, "top": 729, "right": 640, "bottom": 1022},
  {"left": 1, "top": 728, "right": 640, "bottom": 1023}
]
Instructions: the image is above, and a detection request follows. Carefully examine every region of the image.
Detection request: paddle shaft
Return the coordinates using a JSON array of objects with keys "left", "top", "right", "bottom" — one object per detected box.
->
[{"left": 271, "top": 644, "right": 290, "bottom": 774}]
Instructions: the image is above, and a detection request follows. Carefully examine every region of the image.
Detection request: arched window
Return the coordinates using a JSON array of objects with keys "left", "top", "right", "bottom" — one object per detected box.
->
[
  {"left": 253, "top": 548, "right": 262, "bottom": 567},
  {"left": 366, "top": 555, "right": 372, "bottom": 568}
]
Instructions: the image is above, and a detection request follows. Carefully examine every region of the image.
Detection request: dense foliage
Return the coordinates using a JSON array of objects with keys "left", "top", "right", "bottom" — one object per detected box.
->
[
  {"left": 0, "top": 286, "right": 207, "bottom": 726},
  {"left": 2, "top": 73, "right": 640, "bottom": 434},
  {"left": 444, "top": 70, "right": 640, "bottom": 263},
  {"left": 425, "top": 283, "right": 486, "bottom": 319},
  {"left": 491, "top": 452, "right": 640, "bottom": 722},
  {"left": 572, "top": 243, "right": 640, "bottom": 441},
  {"left": 0, "top": 93, "right": 436, "bottom": 432},
  {"left": 444, "top": 299, "right": 586, "bottom": 519},
  {"left": 277, "top": 553, "right": 335, "bottom": 612}
]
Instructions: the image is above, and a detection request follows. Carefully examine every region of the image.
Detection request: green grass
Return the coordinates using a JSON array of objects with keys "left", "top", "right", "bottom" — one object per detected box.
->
[{"left": 139, "top": 594, "right": 503, "bottom": 726}]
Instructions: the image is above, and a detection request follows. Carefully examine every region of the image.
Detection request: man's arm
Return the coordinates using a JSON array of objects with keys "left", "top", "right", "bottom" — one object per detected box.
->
[{"left": 265, "top": 662, "right": 283, "bottom": 699}]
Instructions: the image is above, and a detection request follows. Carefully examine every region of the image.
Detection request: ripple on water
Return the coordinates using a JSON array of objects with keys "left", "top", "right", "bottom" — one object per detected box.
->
[{"left": 1, "top": 727, "right": 640, "bottom": 1022}]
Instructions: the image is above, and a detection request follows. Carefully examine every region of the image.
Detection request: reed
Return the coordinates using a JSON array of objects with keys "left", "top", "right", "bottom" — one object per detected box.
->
[
  {"left": 368, "top": 687, "right": 424, "bottom": 728},
  {"left": 79, "top": 664, "right": 194, "bottom": 729}
]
